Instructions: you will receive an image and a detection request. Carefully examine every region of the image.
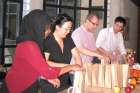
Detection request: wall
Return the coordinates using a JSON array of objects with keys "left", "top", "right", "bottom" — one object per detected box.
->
[
  {"left": 23, "top": 0, "right": 43, "bottom": 17},
  {"left": 110, "top": 0, "right": 138, "bottom": 51},
  {"left": 30, "top": 0, "right": 43, "bottom": 10}
]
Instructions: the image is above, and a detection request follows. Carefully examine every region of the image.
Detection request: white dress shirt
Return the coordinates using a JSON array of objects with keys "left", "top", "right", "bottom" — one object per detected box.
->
[{"left": 96, "top": 27, "right": 126, "bottom": 55}]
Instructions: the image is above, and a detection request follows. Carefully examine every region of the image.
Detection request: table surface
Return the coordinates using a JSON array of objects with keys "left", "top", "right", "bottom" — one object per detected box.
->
[{"left": 84, "top": 85, "right": 140, "bottom": 93}]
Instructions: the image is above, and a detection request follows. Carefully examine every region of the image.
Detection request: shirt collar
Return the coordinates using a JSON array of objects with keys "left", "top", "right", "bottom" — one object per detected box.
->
[
  {"left": 110, "top": 27, "right": 114, "bottom": 32},
  {"left": 81, "top": 25, "right": 92, "bottom": 34}
]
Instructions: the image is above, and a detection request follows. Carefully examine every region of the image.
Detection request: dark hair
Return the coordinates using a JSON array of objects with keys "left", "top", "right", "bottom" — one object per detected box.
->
[
  {"left": 86, "top": 12, "right": 100, "bottom": 20},
  {"left": 51, "top": 13, "right": 73, "bottom": 32},
  {"left": 17, "top": 9, "right": 52, "bottom": 53},
  {"left": 114, "top": 16, "right": 126, "bottom": 26}
]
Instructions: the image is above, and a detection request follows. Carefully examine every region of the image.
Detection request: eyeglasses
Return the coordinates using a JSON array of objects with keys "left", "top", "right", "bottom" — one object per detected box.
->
[
  {"left": 62, "top": 27, "right": 72, "bottom": 32},
  {"left": 88, "top": 19, "right": 98, "bottom": 26}
]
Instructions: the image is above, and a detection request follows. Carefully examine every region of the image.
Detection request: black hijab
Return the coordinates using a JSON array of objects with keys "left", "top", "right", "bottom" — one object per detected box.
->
[{"left": 17, "top": 9, "right": 52, "bottom": 54}]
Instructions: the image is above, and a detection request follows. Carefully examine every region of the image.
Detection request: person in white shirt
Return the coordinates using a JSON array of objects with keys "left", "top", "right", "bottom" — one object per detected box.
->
[{"left": 96, "top": 16, "right": 127, "bottom": 63}]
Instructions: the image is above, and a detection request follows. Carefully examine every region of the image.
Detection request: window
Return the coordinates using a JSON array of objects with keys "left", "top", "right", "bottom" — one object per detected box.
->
[
  {"left": 0, "top": 0, "right": 23, "bottom": 65},
  {"left": 43, "top": 0, "right": 108, "bottom": 30},
  {"left": 6, "top": 2, "right": 20, "bottom": 41},
  {"left": 0, "top": 0, "right": 3, "bottom": 64},
  {"left": 23, "top": 0, "right": 31, "bottom": 17}
]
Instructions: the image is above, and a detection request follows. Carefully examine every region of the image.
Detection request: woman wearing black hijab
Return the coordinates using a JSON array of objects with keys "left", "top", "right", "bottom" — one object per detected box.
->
[{"left": 0, "top": 9, "right": 81, "bottom": 93}]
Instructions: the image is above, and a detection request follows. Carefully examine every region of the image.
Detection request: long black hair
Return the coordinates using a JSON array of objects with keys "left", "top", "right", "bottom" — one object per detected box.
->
[{"left": 16, "top": 9, "right": 52, "bottom": 53}]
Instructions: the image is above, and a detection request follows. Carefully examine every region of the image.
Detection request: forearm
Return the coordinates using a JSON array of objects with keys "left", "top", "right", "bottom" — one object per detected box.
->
[
  {"left": 78, "top": 47, "right": 102, "bottom": 58},
  {"left": 97, "top": 47, "right": 112, "bottom": 58},
  {"left": 47, "top": 61, "right": 69, "bottom": 67},
  {"left": 59, "top": 64, "right": 82, "bottom": 76},
  {"left": 74, "top": 57, "right": 82, "bottom": 66},
  {"left": 71, "top": 47, "right": 83, "bottom": 66},
  {"left": 59, "top": 65, "right": 74, "bottom": 76},
  {"left": 97, "top": 47, "right": 107, "bottom": 55}
]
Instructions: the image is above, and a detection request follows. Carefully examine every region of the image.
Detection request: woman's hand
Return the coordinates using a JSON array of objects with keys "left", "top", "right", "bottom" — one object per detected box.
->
[
  {"left": 71, "top": 64, "right": 82, "bottom": 71},
  {"left": 47, "top": 78, "right": 60, "bottom": 88}
]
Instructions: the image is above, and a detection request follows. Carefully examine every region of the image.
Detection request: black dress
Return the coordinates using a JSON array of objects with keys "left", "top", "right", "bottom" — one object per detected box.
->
[{"left": 44, "top": 34, "right": 75, "bottom": 92}]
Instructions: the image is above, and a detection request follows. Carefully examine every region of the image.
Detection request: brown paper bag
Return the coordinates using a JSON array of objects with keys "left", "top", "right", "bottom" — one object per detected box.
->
[
  {"left": 111, "top": 64, "right": 123, "bottom": 88},
  {"left": 117, "top": 64, "right": 123, "bottom": 88},
  {"left": 91, "top": 64, "right": 99, "bottom": 87},
  {"left": 68, "top": 71, "right": 85, "bottom": 93},
  {"left": 97, "top": 64, "right": 105, "bottom": 87},
  {"left": 75, "top": 71, "right": 85, "bottom": 92},
  {"left": 122, "top": 64, "right": 129, "bottom": 87},
  {"left": 104, "top": 64, "right": 112, "bottom": 88},
  {"left": 104, "top": 64, "right": 129, "bottom": 88},
  {"left": 101, "top": 59, "right": 106, "bottom": 64},
  {"left": 84, "top": 63, "right": 92, "bottom": 87}
]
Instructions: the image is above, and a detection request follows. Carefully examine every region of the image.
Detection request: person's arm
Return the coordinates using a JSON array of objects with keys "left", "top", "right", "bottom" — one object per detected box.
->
[
  {"left": 59, "top": 64, "right": 82, "bottom": 76},
  {"left": 22, "top": 41, "right": 61, "bottom": 79},
  {"left": 71, "top": 47, "right": 83, "bottom": 66},
  {"left": 96, "top": 29, "right": 112, "bottom": 60},
  {"left": 47, "top": 64, "right": 82, "bottom": 88},
  {"left": 77, "top": 47, "right": 103, "bottom": 59},
  {"left": 24, "top": 41, "right": 82, "bottom": 77},
  {"left": 47, "top": 60, "right": 69, "bottom": 67},
  {"left": 96, "top": 47, "right": 112, "bottom": 59},
  {"left": 72, "top": 30, "right": 99, "bottom": 58}
]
